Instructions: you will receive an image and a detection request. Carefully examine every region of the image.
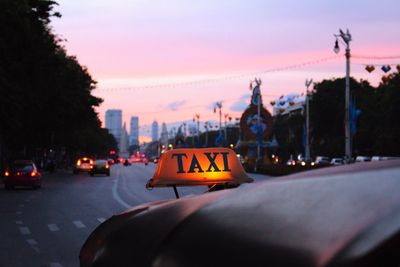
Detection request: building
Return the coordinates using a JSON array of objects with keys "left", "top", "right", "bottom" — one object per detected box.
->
[
  {"left": 160, "top": 122, "right": 168, "bottom": 146},
  {"left": 130, "top": 116, "right": 139, "bottom": 146},
  {"left": 119, "top": 122, "right": 129, "bottom": 158},
  {"left": 105, "top": 109, "right": 122, "bottom": 146},
  {"left": 152, "top": 120, "right": 159, "bottom": 142}
]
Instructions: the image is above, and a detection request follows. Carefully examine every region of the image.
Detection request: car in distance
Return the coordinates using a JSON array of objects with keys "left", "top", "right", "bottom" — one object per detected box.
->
[
  {"left": 73, "top": 157, "right": 94, "bottom": 174},
  {"left": 89, "top": 160, "right": 110, "bottom": 176},
  {"left": 355, "top": 155, "right": 371, "bottom": 162},
  {"left": 150, "top": 156, "right": 159, "bottom": 164},
  {"left": 314, "top": 156, "right": 331, "bottom": 166},
  {"left": 330, "top": 157, "right": 344, "bottom": 165},
  {"left": 4, "top": 160, "right": 42, "bottom": 189},
  {"left": 142, "top": 156, "right": 149, "bottom": 165},
  {"left": 123, "top": 158, "right": 131, "bottom": 166}
]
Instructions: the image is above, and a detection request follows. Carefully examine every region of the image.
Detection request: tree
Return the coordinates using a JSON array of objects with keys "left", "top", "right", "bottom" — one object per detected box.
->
[
  {"left": 373, "top": 72, "right": 400, "bottom": 155},
  {"left": 309, "top": 75, "right": 399, "bottom": 158},
  {"left": 0, "top": 0, "right": 117, "bottom": 165}
]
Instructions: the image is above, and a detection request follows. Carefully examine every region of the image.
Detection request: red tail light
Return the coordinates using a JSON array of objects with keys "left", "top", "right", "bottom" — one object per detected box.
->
[
  {"left": 5, "top": 171, "right": 9, "bottom": 177},
  {"left": 31, "top": 172, "right": 36, "bottom": 177}
]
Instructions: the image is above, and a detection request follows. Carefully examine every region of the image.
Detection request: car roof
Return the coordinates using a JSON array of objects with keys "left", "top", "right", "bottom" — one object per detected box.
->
[
  {"left": 83, "top": 159, "right": 400, "bottom": 267},
  {"left": 13, "top": 159, "right": 33, "bottom": 163},
  {"left": 12, "top": 160, "right": 34, "bottom": 165}
]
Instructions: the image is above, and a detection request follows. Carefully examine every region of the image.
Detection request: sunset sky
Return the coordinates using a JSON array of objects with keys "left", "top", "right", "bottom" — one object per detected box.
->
[{"left": 51, "top": 0, "right": 400, "bottom": 142}]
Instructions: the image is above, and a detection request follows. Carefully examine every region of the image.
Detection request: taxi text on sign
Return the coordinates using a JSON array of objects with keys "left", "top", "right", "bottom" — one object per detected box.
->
[{"left": 147, "top": 148, "right": 253, "bottom": 188}]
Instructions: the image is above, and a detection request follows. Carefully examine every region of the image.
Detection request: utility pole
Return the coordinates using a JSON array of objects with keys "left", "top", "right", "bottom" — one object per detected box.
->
[
  {"left": 334, "top": 29, "right": 352, "bottom": 163},
  {"left": 305, "top": 79, "right": 313, "bottom": 162},
  {"left": 204, "top": 121, "right": 209, "bottom": 147},
  {"left": 193, "top": 114, "right": 200, "bottom": 147},
  {"left": 214, "top": 102, "right": 223, "bottom": 134},
  {"left": 224, "top": 113, "right": 229, "bottom": 144}
]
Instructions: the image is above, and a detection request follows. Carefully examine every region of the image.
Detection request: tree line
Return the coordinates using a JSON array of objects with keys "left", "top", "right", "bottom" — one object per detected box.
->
[
  {"left": 0, "top": 0, "right": 116, "bottom": 168},
  {"left": 274, "top": 72, "right": 400, "bottom": 160}
]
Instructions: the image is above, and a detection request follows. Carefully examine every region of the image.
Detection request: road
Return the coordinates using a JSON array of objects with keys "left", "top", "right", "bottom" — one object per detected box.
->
[{"left": 0, "top": 163, "right": 272, "bottom": 267}]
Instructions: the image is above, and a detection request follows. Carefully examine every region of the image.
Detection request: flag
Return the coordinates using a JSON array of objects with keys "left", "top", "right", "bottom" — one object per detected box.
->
[
  {"left": 214, "top": 131, "right": 225, "bottom": 147},
  {"left": 349, "top": 96, "right": 361, "bottom": 136}
]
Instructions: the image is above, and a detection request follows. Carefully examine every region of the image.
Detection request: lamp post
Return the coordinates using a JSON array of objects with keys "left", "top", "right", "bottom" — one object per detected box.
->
[
  {"left": 193, "top": 114, "right": 200, "bottom": 147},
  {"left": 334, "top": 29, "right": 352, "bottom": 163},
  {"left": 224, "top": 113, "right": 230, "bottom": 144},
  {"left": 304, "top": 78, "right": 313, "bottom": 162},
  {"left": 214, "top": 102, "right": 223, "bottom": 133},
  {"left": 204, "top": 121, "right": 209, "bottom": 147}
]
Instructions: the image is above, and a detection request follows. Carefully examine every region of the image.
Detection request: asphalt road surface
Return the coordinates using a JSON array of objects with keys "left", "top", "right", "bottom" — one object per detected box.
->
[{"left": 0, "top": 163, "right": 272, "bottom": 267}]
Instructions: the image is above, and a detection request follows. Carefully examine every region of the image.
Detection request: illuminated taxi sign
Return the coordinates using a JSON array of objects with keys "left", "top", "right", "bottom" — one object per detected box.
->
[{"left": 146, "top": 148, "right": 253, "bottom": 188}]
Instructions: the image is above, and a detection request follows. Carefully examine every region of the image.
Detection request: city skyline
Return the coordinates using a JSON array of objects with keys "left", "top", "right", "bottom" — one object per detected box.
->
[{"left": 51, "top": 0, "right": 400, "bottom": 142}]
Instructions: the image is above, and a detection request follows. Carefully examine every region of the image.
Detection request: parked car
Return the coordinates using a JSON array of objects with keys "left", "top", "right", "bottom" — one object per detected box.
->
[
  {"left": 355, "top": 156, "right": 371, "bottom": 162},
  {"left": 330, "top": 158, "right": 344, "bottom": 165},
  {"left": 73, "top": 157, "right": 94, "bottom": 174},
  {"left": 89, "top": 160, "right": 110, "bottom": 176},
  {"left": 314, "top": 156, "right": 330, "bottom": 165},
  {"left": 4, "top": 160, "right": 42, "bottom": 189}
]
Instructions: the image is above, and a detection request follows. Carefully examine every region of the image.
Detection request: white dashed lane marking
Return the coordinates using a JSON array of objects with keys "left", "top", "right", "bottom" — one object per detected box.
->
[
  {"left": 73, "top": 221, "right": 86, "bottom": 228},
  {"left": 97, "top": 218, "right": 106, "bottom": 223},
  {"left": 19, "top": 204, "right": 25, "bottom": 207},
  {"left": 49, "top": 262, "right": 63, "bottom": 267},
  {"left": 48, "top": 224, "right": 60, "bottom": 232},
  {"left": 26, "top": 239, "right": 38, "bottom": 246},
  {"left": 16, "top": 211, "right": 22, "bottom": 215},
  {"left": 19, "top": 227, "right": 31, "bottom": 235},
  {"left": 16, "top": 220, "right": 23, "bottom": 225}
]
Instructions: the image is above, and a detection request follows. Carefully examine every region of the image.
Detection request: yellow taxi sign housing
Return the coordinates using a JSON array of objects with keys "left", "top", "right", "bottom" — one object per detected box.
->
[{"left": 147, "top": 148, "right": 253, "bottom": 188}]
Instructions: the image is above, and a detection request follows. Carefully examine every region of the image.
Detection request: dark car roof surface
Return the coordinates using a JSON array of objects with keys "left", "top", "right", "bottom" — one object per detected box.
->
[{"left": 81, "top": 159, "right": 400, "bottom": 267}]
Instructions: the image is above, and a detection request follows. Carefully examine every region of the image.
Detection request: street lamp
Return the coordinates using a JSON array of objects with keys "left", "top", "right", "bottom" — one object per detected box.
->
[
  {"left": 334, "top": 28, "right": 352, "bottom": 163},
  {"left": 214, "top": 102, "right": 223, "bottom": 133},
  {"left": 204, "top": 121, "right": 210, "bottom": 147},
  {"left": 305, "top": 79, "right": 313, "bottom": 162},
  {"left": 193, "top": 114, "right": 200, "bottom": 147},
  {"left": 224, "top": 113, "right": 230, "bottom": 143}
]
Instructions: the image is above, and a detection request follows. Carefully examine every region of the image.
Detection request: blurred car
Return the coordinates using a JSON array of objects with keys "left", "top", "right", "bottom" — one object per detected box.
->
[
  {"left": 107, "top": 158, "right": 115, "bottom": 165},
  {"left": 286, "top": 159, "right": 296, "bottom": 166},
  {"left": 314, "top": 156, "right": 331, "bottom": 165},
  {"left": 73, "top": 157, "right": 94, "bottom": 174},
  {"left": 150, "top": 156, "right": 159, "bottom": 164},
  {"left": 330, "top": 157, "right": 344, "bottom": 165},
  {"left": 89, "top": 160, "right": 110, "bottom": 176},
  {"left": 4, "top": 160, "right": 42, "bottom": 189},
  {"left": 355, "top": 155, "right": 371, "bottom": 162},
  {"left": 80, "top": 158, "right": 400, "bottom": 267},
  {"left": 236, "top": 154, "right": 245, "bottom": 164},
  {"left": 123, "top": 159, "right": 131, "bottom": 166},
  {"left": 142, "top": 156, "right": 149, "bottom": 165}
]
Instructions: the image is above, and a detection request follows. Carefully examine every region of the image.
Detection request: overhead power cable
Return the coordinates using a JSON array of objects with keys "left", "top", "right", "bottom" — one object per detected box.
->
[
  {"left": 94, "top": 55, "right": 343, "bottom": 93},
  {"left": 352, "top": 54, "right": 400, "bottom": 60}
]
